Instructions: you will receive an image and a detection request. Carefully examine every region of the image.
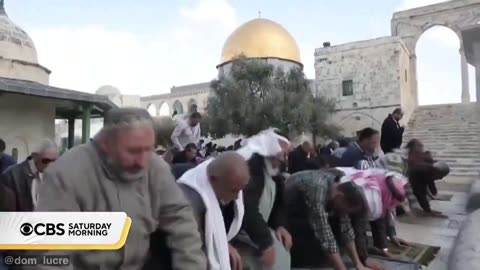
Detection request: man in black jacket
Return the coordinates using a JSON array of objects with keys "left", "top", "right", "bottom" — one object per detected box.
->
[
  {"left": 288, "top": 141, "right": 313, "bottom": 174},
  {"left": 0, "top": 139, "right": 58, "bottom": 211},
  {"left": 380, "top": 108, "right": 404, "bottom": 153},
  {"left": 232, "top": 153, "right": 292, "bottom": 270}
]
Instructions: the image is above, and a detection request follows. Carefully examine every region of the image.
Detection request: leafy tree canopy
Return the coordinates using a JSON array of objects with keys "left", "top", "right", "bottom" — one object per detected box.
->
[
  {"left": 205, "top": 56, "right": 340, "bottom": 140},
  {"left": 153, "top": 116, "right": 175, "bottom": 147}
]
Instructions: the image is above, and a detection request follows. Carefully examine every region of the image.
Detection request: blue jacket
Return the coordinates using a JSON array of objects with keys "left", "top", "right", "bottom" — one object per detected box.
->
[{"left": 0, "top": 153, "right": 16, "bottom": 174}]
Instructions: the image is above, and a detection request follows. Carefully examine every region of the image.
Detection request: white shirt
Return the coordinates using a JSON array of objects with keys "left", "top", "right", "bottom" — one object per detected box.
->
[
  {"left": 28, "top": 159, "right": 42, "bottom": 208},
  {"left": 170, "top": 119, "right": 201, "bottom": 151}
]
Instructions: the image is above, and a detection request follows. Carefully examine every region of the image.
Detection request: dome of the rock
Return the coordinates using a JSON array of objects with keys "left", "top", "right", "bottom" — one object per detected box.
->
[
  {"left": 0, "top": 2, "right": 38, "bottom": 63},
  {"left": 219, "top": 18, "right": 301, "bottom": 66}
]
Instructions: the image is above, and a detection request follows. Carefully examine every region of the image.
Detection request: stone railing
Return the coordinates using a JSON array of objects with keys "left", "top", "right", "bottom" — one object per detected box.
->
[
  {"left": 465, "top": 172, "right": 480, "bottom": 212},
  {"left": 448, "top": 209, "right": 480, "bottom": 270},
  {"left": 449, "top": 172, "right": 480, "bottom": 270}
]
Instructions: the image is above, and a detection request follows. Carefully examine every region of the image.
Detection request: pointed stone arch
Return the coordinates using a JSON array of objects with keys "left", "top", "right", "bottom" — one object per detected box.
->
[
  {"left": 173, "top": 100, "right": 184, "bottom": 115},
  {"left": 147, "top": 103, "right": 158, "bottom": 117},
  {"left": 158, "top": 101, "right": 170, "bottom": 116},
  {"left": 339, "top": 112, "right": 382, "bottom": 137}
]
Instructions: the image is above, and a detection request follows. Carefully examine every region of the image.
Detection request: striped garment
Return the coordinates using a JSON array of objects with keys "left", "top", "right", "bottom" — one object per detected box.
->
[{"left": 375, "top": 151, "right": 420, "bottom": 210}]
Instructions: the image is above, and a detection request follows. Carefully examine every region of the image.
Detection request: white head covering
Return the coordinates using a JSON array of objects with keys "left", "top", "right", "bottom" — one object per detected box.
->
[{"left": 236, "top": 128, "right": 290, "bottom": 160}]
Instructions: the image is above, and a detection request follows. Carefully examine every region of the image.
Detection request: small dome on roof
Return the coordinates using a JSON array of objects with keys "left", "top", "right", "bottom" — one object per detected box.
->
[
  {"left": 0, "top": 1, "right": 39, "bottom": 63},
  {"left": 96, "top": 85, "right": 121, "bottom": 96}
]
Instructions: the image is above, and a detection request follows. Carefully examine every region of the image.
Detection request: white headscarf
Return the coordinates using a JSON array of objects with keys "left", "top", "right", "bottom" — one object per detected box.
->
[
  {"left": 178, "top": 128, "right": 289, "bottom": 270},
  {"left": 236, "top": 128, "right": 290, "bottom": 160}
]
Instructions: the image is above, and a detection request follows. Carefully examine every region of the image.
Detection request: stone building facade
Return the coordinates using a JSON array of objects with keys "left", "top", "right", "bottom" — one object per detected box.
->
[
  {"left": 315, "top": 37, "right": 412, "bottom": 136},
  {"left": 315, "top": 0, "right": 480, "bottom": 136}
]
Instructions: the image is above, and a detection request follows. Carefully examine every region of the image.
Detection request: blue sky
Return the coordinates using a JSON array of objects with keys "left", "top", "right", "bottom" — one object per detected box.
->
[{"left": 6, "top": 0, "right": 477, "bottom": 104}]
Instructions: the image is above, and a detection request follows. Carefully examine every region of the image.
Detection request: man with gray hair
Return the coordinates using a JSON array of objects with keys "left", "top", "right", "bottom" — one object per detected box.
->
[
  {"left": 0, "top": 138, "right": 59, "bottom": 211},
  {"left": 32, "top": 108, "right": 206, "bottom": 270}
]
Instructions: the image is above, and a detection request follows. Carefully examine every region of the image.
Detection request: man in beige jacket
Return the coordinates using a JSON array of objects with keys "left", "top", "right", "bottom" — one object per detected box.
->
[{"left": 33, "top": 108, "right": 206, "bottom": 269}]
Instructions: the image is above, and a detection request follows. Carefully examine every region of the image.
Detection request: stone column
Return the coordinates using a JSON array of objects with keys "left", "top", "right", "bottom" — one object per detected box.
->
[
  {"left": 476, "top": 63, "right": 480, "bottom": 103},
  {"left": 410, "top": 54, "right": 419, "bottom": 106},
  {"left": 67, "top": 117, "right": 75, "bottom": 149},
  {"left": 81, "top": 105, "right": 92, "bottom": 144},
  {"left": 460, "top": 48, "right": 470, "bottom": 103}
]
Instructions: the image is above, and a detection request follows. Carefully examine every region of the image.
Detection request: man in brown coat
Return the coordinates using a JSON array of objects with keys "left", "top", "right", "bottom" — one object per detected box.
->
[{"left": 32, "top": 108, "right": 206, "bottom": 270}]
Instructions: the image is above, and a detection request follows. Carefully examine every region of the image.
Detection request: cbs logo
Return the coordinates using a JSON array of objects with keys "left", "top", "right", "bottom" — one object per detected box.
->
[{"left": 20, "top": 223, "right": 65, "bottom": 236}]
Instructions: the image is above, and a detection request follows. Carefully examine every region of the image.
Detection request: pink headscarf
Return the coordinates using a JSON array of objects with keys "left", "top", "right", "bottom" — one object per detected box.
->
[{"left": 348, "top": 170, "right": 406, "bottom": 217}]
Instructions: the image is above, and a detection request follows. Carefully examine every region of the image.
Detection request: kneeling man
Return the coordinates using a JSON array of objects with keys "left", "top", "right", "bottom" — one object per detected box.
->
[
  {"left": 178, "top": 151, "right": 250, "bottom": 270},
  {"left": 285, "top": 169, "right": 374, "bottom": 270}
]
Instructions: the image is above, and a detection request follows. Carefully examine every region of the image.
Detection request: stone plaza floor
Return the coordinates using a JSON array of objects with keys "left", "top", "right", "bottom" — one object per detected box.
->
[{"left": 395, "top": 176, "right": 473, "bottom": 270}]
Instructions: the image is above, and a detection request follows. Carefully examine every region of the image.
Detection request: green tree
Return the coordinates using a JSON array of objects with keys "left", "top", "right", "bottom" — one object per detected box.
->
[
  {"left": 153, "top": 116, "right": 175, "bottom": 147},
  {"left": 206, "top": 57, "right": 339, "bottom": 140}
]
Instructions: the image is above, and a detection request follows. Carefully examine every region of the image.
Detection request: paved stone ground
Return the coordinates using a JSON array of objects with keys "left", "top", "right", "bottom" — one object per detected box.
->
[{"left": 395, "top": 176, "right": 474, "bottom": 270}]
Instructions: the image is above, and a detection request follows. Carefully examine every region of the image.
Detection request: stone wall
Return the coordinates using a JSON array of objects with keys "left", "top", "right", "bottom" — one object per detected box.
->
[
  {"left": 0, "top": 93, "right": 55, "bottom": 161},
  {"left": 399, "top": 46, "right": 415, "bottom": 124},
  {"left": 0, "top": 58, "right": 50, "bottom": 85},
  {"left": 315, "top": 37, "right": 410, "bottom": 136}
]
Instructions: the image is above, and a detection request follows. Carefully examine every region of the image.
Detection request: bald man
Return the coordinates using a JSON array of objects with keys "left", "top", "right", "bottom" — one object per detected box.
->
[{"left": 179, "top": 151, "right": 250, "bottom": 270}]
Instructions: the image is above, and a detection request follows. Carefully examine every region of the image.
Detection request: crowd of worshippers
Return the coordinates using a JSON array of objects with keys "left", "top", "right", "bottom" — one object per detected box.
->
[{"left": 0, "top": 107, "right": 451, "bottom": 270}]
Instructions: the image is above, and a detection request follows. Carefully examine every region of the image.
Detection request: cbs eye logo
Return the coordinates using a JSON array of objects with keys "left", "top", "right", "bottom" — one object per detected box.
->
[
  {"left": 19, "top": 222, "right": 65, "bottom": 236},
  {"left": 20, "top": 223, "right": 34, "bottom": 236}
]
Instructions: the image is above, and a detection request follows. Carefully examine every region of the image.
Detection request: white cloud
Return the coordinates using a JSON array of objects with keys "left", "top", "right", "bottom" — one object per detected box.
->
[
  {"left": 30, "top": 0, "right": 238, "bottom": 96},
  {"left": 396, "top": 0, "right": 449, "bottom": 11},
  {"left": 180, "top": 0, "right": 237, "bottom": 34}
]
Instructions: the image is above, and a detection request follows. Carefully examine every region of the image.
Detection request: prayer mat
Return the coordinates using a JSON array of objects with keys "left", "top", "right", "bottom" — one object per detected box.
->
[
  {"left": 291, "top": 257, "right": 420, "bottom": 270},
  {"left": 383, "top": 240, "right": 440, "bottom": 266}
]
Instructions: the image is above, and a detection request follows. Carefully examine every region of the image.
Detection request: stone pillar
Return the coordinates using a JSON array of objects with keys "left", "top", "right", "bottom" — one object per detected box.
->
[
  {"left": 410, "top": 54, "right": 419, "bottom": 106},
  {"left": 476, "top": 63, "right": 480, "bottom": 103},
  {"left": 67, "top": 117, "right": 75, "bottom": 149},
  {"left": 81, "top": 105, "right": 92, "bottom": 144},
  {"left": 460, "top": 48, "right": 470, "bottom": 103}
]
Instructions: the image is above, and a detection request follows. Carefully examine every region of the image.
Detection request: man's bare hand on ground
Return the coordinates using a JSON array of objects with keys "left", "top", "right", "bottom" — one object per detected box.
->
[
  {"left": 355, "top": 263, "right": 375, "bottom": 270},
  {"left": 391, "top": 237, "right": 410, "bottom": 247},
  {"left": 228, "top": 244, "right": 242, "bottom": 270},
  {"left": 275, "top": 226, "right": 293, "bottom": 251},
  {"left": 365, "top": 258, "right": 385, "bottom": 270},
  {"left": 260, "top": 245, "right": 276, "bottom": 268}
]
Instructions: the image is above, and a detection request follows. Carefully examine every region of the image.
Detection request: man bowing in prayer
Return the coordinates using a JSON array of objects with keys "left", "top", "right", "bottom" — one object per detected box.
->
[
  {"left": 178, "top": 151, "right": 250, "bottom": 270},
  {"left": 232, "top": 129, "right": 292, "bottom": 270}
]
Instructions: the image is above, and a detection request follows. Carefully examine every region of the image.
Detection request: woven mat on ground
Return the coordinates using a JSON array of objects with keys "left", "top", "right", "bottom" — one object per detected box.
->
[
  {"left": 292, "top": 257, "right": 420, "bottom": 270},
  {"left": 371, "top": 238, "right": 440, "bottom": 266}
]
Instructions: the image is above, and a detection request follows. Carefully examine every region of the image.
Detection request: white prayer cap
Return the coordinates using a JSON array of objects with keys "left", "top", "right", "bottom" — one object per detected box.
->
[{"left": 236, "top": 128, "right": 290, "bottom": 160}]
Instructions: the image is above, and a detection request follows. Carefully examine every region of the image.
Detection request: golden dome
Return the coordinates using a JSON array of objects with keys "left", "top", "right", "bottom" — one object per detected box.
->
[{"left": 219, "top": 18, "right": 301, "bottom": 66}]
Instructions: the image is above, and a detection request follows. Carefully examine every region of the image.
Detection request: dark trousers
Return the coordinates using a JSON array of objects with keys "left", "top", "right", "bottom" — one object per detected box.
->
[
  {"left": 410, "top": 175, "right": 436, "bottom": 212},
  {"left": 290, "top": 216, "right": 364, "bottom": 268}
]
